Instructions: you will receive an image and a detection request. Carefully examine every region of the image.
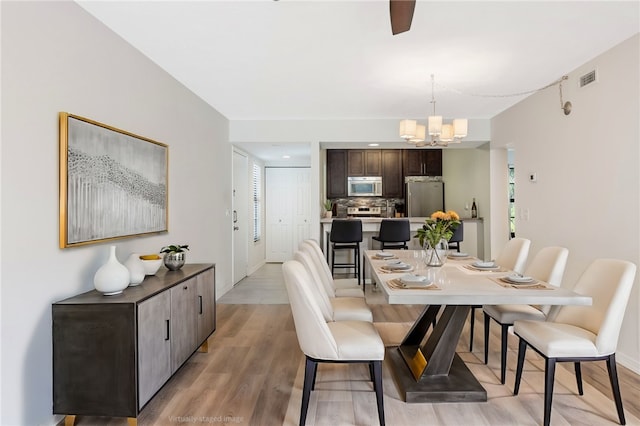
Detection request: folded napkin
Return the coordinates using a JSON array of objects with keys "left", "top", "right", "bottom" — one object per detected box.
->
[{"left": 387, "top": 278, "right": 440, "bottom": 290}]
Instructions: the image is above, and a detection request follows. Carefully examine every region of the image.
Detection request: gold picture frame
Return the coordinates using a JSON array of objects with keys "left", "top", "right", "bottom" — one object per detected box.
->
[{"left": 59, "top": 112, "right": 169, "bottom": 248}]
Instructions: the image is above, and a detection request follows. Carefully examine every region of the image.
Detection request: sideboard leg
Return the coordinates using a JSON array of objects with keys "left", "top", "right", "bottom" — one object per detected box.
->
[
  {"left": 64, "top": 415, "right": 76, "bottom": 426},
  {"left": 198, "top": 340, "right": 209, "bottom": 353},
  {"left": 127, "top": 418, "right": 137, "bottom": 426}
]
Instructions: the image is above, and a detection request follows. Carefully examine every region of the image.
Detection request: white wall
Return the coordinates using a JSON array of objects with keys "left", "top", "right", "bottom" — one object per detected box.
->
[
  {"left": 492, "top": 34, "right": 640, "bottom": 372},
  {"left": 442, "top": 147, "right": 492, "bottom": 258},
  {"left": 0, "top": 2, "right": 232, "bottom": 424}
]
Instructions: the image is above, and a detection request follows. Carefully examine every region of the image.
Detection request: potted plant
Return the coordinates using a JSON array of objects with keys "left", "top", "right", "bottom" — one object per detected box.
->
[
  {"left": 323, "top": 200, "right": 333, "bottom": 218},
  {"left": 160, "top": 244, "right": 189, "bottom": 271}
]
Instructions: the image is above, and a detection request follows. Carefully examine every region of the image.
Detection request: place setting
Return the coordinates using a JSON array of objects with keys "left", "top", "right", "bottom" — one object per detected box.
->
[
  {"left": 461, "top": 260, "right": 509, "bottom": 273},
  {"left": 371, "top": 251, "right": 399, "bottom": 260},
  {"left": 378, "top": 259, "right": 414, "bottom": 273},
  {"left": 492, "top": 274, "right": 553, "bottom": 290},
  {"left": 447, "top": 251, "right": 473, "bottom": 260},
  {"left": 387, "top": 273, "right": 440, "bottom": 290}
]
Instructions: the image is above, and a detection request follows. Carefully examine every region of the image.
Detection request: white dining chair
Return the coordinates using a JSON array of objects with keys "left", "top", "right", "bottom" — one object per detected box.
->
[
  {"left": 513, "top": 258, "right": 637, "bottom": 426},
  {"left": 282, "top": 260, "right": 385, "bottom": 426},
  {"left": 482, "top": 246, "right": 569, "bottom": 384},
  {"left": 300, "top": 239, "right": 364, "bottom": 297},
  {"left": 469, "top": 237, "right": 531, "bottom": 352},
  {"left": 293, "top": 250, "right": 373, "bottom": 322}
]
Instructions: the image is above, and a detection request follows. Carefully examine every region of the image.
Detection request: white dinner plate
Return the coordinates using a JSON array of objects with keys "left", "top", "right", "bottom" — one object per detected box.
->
[
  {"left": 388, "top": 262, "right": 411, "bottom": 270},
  {"left": 449, "top": 252, "right": 469, "bottom": 258},
  {"left": 473, "top": 261, "right": 497, "bottom": 269},
  {"left": 385, "top": 259, "right": 403, "bottom": 266},
  {"left": 376, "top": 252, "right": 394, "bottom": 258},
  {"left": 504, "top": 275, "right": 536, "bottom": 284},
  {"left": 400, "top": 274, "right": 430, "bottom": 285}
]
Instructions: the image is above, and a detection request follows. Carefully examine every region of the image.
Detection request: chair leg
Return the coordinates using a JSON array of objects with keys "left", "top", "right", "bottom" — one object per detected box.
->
[
  {"left": 543, "top": 358, "right": 557, "bottom": 426},
  {"left": 356, "top": 244, "right": 360, "bottom": 285},
  {"left": 574, "top": 362, "right": 583, "bottom": 395},
  {"left": 311, "top": 361, "right": 318, "bottom": 390},
  {"left": 513, "top": 337, "right": 527, "bottom": 395},
  {"left": 606, "top": 354, "right": 626, "bottom": 425},
  {"left": 500, "top": 324, "right": 509, "bottom": 384},
  {"left": 469, "top": 306, "right": 476, "bottom": 351},
  {"left": 372, "top": 360, "right": 385, "bottom": 426},
  {"left": 301, "top": 357, "right": 316, "bottom": 426},
  {"left": 483, "top": 312, "right": 490, "bottom": 364},
  {"left": 331, "top": 249, "right": 336, "bottom": 277}
]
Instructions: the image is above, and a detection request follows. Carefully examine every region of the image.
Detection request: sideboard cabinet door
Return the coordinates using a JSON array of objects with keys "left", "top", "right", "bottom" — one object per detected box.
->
[
  {"left": 196, "top": 267, "right": 216, "bottom": 345},
  {"left": 170, "top": 278, "right": 198, "bottom": 372},
  {"left": 137, "top": 290, "right": 171, "bottom": 409}
]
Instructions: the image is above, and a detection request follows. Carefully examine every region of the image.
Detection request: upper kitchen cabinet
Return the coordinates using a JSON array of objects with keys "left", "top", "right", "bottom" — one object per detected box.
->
[
  {"left": 326, "top": 149, "right": 348, "bottom": 198},
  {"left": 381, "top": 150, "right": 403, "bottom": 198},
  {"left": 403, "top": 149, "right": 443, "bottom": 176},
  {"left": 347, "top": 150, "right": 382, "bottom": 176}
]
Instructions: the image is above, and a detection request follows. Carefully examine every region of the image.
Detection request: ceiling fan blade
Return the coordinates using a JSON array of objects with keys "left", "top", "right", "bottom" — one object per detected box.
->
[{"left": 390, "top": 0, "right": 416, "bottom": 35}]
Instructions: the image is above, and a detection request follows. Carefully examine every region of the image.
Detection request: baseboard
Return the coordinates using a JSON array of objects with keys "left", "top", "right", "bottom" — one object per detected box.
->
[{"left": 617, "top": 351, "right": 640, "bottom": 374}]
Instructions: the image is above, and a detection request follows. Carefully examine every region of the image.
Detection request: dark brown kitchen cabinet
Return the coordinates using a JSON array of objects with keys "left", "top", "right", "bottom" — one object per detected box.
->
[
  {"left": 347, "top": 149, "right": 381, "bottom": 176},
  {"left": 326, "top": 149, "right": 348, "bottom": 198},
  {"left": 381, "top": 149, "right": 403, "bottom": 198},
  {"left": 53, "top": 264, "right": 216, "bottom": 423},
  {"left": 403, "top": 149, "right": 443, "bottom": 176}
]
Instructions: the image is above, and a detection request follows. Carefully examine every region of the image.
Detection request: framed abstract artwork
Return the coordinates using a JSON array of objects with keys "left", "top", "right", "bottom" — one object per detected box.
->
[{"left": 59, "top": 112, "right": 168, "bottom": 248}]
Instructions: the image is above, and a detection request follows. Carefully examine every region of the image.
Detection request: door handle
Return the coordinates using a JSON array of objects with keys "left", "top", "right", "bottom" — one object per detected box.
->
[{"left": 233, "top": 210, "right": 238, "bottom": 223}]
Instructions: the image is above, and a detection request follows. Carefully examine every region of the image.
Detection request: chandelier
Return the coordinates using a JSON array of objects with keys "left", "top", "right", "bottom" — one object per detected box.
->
[{"left": 399, "top": 74, "right": 468, "bottom": 147}]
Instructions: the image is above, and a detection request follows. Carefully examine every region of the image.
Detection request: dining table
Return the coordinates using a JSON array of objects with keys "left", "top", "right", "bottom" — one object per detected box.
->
[{"left": 363, "top": 249, "right": 592, "bottom": 403}]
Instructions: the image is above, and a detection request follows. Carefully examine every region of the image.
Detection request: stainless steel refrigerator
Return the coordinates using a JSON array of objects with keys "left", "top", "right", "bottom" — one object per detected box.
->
[{"left": 405, "top": 177, "right": 445, "bottom": 217}]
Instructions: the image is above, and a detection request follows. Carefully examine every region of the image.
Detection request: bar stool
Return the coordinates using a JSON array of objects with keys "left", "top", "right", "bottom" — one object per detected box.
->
[
  {"left": 448, "top": 222, "right": 464, "bottom": 252},
  {"left": 372, "top": 219, "right": 410, "bottom": 250},
  {"left": 330, "top": 219, "right": 363, "bottom": 285}
]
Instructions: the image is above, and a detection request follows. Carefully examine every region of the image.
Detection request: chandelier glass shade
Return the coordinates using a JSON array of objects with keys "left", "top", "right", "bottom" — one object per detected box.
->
[{"left": 400, "top": 75, "right": 468, "bottom": 146}]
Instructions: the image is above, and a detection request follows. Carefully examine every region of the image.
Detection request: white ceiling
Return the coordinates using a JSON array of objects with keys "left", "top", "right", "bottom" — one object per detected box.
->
[{"left": 77, "top": 0, "right": 639, "bottom": 161}]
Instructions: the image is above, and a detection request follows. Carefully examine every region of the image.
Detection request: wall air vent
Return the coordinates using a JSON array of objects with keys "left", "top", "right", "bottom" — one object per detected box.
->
[{"left": 579, "top": 70, "right": 597, "bottom": 88}]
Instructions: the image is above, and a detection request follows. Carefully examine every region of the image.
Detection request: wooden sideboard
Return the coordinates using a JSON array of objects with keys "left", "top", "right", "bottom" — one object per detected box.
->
[{"left": 52, "top": 263, "right": 216, "bottom": 425}]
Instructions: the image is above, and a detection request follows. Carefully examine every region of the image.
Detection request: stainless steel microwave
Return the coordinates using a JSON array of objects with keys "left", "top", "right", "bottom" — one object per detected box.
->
[{"left": 347, "top": 176, "right": 383, "bottom": 197}]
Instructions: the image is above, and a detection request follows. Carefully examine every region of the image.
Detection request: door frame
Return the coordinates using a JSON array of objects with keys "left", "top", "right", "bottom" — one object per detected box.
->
[{"left": 232, "top": 150, "right": 249, "bottom": 284}]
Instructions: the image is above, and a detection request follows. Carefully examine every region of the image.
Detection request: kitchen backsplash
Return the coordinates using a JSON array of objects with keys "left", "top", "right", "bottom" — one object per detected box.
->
[{"left": 330, "top": 197, "right": 405, "bottom": 218}]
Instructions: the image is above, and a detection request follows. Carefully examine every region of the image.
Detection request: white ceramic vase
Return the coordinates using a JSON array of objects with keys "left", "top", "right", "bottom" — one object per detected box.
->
[
  {"left": 94, "top": 246, "right": 130, "bottom": 295},
  {"left": 124, "top": 253, "right": 145, "bottom": 286}
]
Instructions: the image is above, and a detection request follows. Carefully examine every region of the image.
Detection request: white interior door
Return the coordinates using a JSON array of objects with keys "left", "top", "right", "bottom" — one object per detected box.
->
[
  {"left": 232, "top": 151, "right": 249, "bottom": 284},
  {"left": 266, "top": 168, "right": 293, "bottom": 262},
  {"left": 266, "top": 167, "right": 311, "bottom": 262},
  {"left": 293, "top": 168, "right": 312, "bottom": 247}
]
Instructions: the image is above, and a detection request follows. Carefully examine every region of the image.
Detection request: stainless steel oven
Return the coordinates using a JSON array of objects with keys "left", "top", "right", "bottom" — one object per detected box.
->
[{"left": 347, "top": 176, "right": 383, "bottom": 197}]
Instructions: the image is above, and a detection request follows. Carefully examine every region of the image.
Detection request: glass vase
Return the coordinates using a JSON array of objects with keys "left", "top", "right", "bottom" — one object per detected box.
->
[{"left": 424, "top": 238, "right": 449, "bottom": 267}]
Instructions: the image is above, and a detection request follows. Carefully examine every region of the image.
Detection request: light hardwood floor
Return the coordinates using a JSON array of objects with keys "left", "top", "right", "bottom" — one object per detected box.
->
[{"left": 68, "top": 263, "right": 640, "bottom": 426}]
